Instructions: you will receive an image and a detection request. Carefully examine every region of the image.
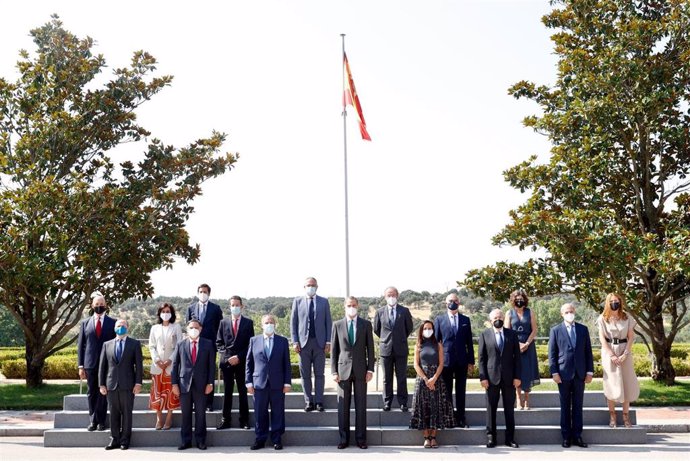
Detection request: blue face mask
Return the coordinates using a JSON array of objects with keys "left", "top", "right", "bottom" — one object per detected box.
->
[
  {"left": 448, "top": 302, "right": 459, "bottom": 311},
  {"left": 115, "top": 325, "right": 127, "bottom": 336}
]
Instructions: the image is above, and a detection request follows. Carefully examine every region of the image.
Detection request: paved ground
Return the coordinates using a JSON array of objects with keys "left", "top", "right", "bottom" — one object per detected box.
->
[{"left": 0, "top": 434, "right": 689, "bottom": 460}]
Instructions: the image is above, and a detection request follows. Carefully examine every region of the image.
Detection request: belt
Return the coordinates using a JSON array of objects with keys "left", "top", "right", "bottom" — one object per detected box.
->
[{"left": 605, "top": 338, "right": 627, "bottom": 344}]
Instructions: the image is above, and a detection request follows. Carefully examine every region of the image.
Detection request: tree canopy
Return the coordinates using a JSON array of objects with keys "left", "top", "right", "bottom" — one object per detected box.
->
[
  {"left": 463, "top": 0, "right": 690, "bottom": 384},
  {"left": 0, "top": 16, "right": 237, "bottom": 386}
]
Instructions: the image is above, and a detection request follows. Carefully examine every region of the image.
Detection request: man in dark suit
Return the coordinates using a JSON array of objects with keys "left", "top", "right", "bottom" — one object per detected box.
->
[
  {"left": 373, "top": 286, "right": 413, "bottom": 411},
  {"left": 77, "top": 293, "right": 116, "bottom": 431},
  {"left": 478, "top": 309, "right": 521, "bottom": 449},
  {"left": 216, "top": 296, "right": 255, "bottom": 429},
  {"left": 290, "top": 277, "right": 332, "bottom": 411},
  {"left": 186, "top": 283, "right": 222, "bottom": 411},
  {"left": 171, "top": 319, "right": 217, "bottom": 450},
  {"left": 331, "top": 296, "right": 375, "bottom": 449},
  {"left": 246, "top": 314, "right": 292, "bottom": 451},
  {"left": 434, "top": 292, "right": 475, "bottom": 427},
  {"left": 549, "top": 303, "right": 594, "bottom": 448},
  {"left": 98, "top": 319, "right": 143, "bottom": 450}
]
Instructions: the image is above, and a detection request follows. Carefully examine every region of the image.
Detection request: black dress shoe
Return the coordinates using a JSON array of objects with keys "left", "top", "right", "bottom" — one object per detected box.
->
[
  {"left": 120, "top": 444, "right": 129, "bottom": 450},
  {"left": 197, "top": 442, "right": 207, "bottom": 450},
  {"left": 87, "top": 423, "right": 97, "bottom": 432},
  {"left": 506, "top": 441, "right": 519, "bottom": 448},
  {"left": 178, "top": 443, "right": 192, "bottom": 450},
  {"left": 400, "top": 405, "right": 409, "bottom": 412},
  {"left": 383, "top": 404, "right": 391, "bottom": 411},
  {"left": 105, "top": 443, "right": 119, "bottom": 450},
  {"left": 250, "top": 441, "right": 265, "bottom": 450},
  {"left": 241, "top": 423, "right": 251, "bottom": 430},
  {"left": 96, "top": 424, "right": 106, "bottom": 431},
  {"left": 304, "top": 402, "right": 314, "bottom": 412},
  {"left": 216, "top": 420, "right": 232, "bottom": 430},
  {"left": 315, "top": 402, "right": 325, "bottom": 412},
  {"left": 357, "top": 442, "right": 368, "bottom": 449},
  {"left": 274, "top": 443, "right": 283, "bottom": 450},
  {"left": 337, "top": 443, "right": 349, "bottom": 449},
  {"left": 487, "top": 440, "right": 496, "bottom": 448},
  {"left": 562, "top": 439, "right": 571, "bottom": 448},
  {"left": 574, "top": 438, "right": 588, "bottom": 448}
]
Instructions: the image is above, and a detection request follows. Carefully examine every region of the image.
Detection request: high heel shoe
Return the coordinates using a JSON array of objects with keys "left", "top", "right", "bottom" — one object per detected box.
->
[
  {"left": 155, "top": 414, "right": 163, "bottom": 430},
  {"left": 623, "top": 412, "right": 632, "bottom": 428},
  {"left": 609, "top": 410, "right": 617, "bottom": 428},
  {"left": 430, "top": 436, "right": 438, "bottom": 449},
  {"left": 423, "top": 436, "right": 431, "bottom": 449},
  {"left": 163, "top": 412, "right": 173, "bottom": 430}
]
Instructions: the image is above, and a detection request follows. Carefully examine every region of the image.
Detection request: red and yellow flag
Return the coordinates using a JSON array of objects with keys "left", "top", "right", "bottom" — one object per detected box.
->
[{"left": 343, "top": 53, "right": 371, "bottom": 141}]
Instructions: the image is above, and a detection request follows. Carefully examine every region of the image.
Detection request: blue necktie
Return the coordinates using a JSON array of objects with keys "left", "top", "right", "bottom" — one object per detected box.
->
[
  {"left": 497, "top": 332, "right": 504, "bottom": 353},
  {"left": 308, "top": 298, "right": 316, "bottom": 339},
  {"left": 569, "top": 325, "right": 576, "bottom": 346},
  {"left": 116, "top": 340, "right": 123, "bottom": 362},
  {"left": 453, "top": 315, "right": 458, "bottom": 333},
  {"left": 389, "top": 308, "right": 395, "bottom": 328},
  {"left": 265, "top": 337, "right": 272, "bottom": 358}
]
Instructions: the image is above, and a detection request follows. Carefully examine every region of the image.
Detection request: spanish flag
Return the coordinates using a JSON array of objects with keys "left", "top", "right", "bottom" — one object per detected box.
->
[{"left": 343, "top": 53, "right": 371, "bottom": 141}]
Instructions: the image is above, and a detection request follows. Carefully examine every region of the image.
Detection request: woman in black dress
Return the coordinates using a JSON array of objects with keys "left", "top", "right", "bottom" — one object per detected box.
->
[{"left": 409, "top": 320, "right": 455, "bottom": 448}]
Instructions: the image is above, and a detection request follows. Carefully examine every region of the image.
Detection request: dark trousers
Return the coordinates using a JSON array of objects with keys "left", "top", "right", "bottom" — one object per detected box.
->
[
  {"left": 486, "top": 381, "right": 516, "bottom": 442},
  {"left": 442, "top": 363, "right": 468, "bottom": 420},
  {"left": 558, "top": 378, "right": 585, "bottom": 441},
  {"left": 337, "top": 375, "right": 368, "bottom": 444},
  {"left": 221, "top": 361, "right": 249, "bottom": 424},
  {"left": 85, "top": 368, "right": 108, "bottom": 425},
  {"left": 253, "top": 388, "right": 285, "bottom": 445},
  {"left": 106, "top": 388, "right": 134, "bottom": 445},
  {"left": 381, "top": 354, "right": 408, "bottom": 406},
  {"left": 180, "top": 385, "right": 208, "bottom": 445},
  {"left": 298, "top": 339, "right": 326, "bottom": 404}
]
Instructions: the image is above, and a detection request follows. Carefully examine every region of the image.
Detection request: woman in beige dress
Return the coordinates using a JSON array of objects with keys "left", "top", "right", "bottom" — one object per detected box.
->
[
  {"left": 148, "top": 303, "right": 183, "bottom": 429},
  {"left": 596, "top": 293, "right": 640, "bottom": 428}
]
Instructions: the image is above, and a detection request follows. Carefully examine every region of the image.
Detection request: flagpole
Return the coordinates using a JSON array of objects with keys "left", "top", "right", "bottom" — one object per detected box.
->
[{"left": 341, "top": 33, "right": 351, "bottom": 298}]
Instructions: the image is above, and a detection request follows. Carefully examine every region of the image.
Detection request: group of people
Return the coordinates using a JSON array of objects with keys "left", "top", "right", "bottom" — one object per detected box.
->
[{"left": 77, "top": 282, "right": 640, "bottom": 451}]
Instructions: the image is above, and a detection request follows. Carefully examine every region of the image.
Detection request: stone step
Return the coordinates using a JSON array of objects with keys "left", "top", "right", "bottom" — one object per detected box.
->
[
  {"left": 62, "top": 391, "right": 608, "bottom": 411},
  {"left": 43, "top": 425, "right": 647, "bottom": 447},
  {"left": 53, "top": 407, "right": 637, "bottom": 428}
]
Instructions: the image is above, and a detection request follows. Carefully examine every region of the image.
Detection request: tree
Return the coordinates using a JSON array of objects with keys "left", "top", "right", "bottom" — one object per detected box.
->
[
  {"left": 463, "top": 0, "right": 690, "bottom": 384},
  {"left": 0, "top": 17, "right": 237, "bottom": 387}
]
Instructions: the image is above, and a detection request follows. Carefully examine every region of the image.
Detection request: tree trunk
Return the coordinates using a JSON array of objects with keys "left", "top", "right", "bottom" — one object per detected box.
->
[
  {"left": 25, "top": 340, "right": 45, "bottom": 388},
  {"left": 649, "top": 311, "right": 676, "bottom": 385}
]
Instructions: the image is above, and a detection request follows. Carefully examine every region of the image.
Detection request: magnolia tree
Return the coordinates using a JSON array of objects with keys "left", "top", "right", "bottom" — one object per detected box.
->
[
  {"left": 464, "top": 0, "right": 689, "bottom": 384},
  {"left": 0, "top": 17, "right": 237, "bottom": 387}
]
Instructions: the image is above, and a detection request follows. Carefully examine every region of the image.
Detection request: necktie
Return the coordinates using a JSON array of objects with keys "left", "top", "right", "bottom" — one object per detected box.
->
[
  {"left": 389, "top": 308, "right": 395, "bottom": 327},
  {"left": 191, "top": 340, "right": 197, "bottom": 365},
  {"left": 348, "top": 320, "right": 355, "bottom": 345},
  {"left": 265, "top": 337, "right": 272, "bottom": 358},
  {"left": 95, "top": 317, "right": 102, "bottom": 338},
  {"left": 497, "top": 332, "right": 504, "bottom": 353},
  {"left": 569, "top": 325, "right": 576, "bottom": 346},
  {"left": 233, "top": 318, "right": 239, "bottom": 336},
  {"left": 199, "top": 303, "right": 206, "bottom": 323},
  {"left": 308, "top": 298, "right": 316, "bottom": 338},
  {"left": 116, "top": 339, "right": 123, "bottom": 362},
  {"left": 453, "top": 315, "right": 458, "bottom": 333}
]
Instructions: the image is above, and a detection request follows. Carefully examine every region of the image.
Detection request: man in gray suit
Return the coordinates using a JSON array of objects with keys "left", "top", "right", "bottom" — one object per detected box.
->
[
  {"left": 290, "top": 276, "right": 332, "bottom": 411},
  {"left": 331, "top": 296, "right": 375, "bottom": 449},
  {"left": 373, "top": 286, "right": 413, "bottom": 411},
  {"left": 98, "top": 319, "right": 143, "bottom": 450}
]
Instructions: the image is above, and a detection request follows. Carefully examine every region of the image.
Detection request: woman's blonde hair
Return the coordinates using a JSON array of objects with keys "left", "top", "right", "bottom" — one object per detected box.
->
[{"left": 603, "top": 293, "right": 628, "bottom": 322}]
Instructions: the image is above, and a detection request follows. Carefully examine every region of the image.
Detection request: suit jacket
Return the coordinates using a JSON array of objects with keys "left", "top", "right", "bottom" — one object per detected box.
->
[
  {"left": 373, "top": 304, "right": 413, "bottom": 357},
  {"left": 98, "top": 336, "right": 143, "bottom": 391},
  {"left": 148, "top": 323, "right": 183, "bottom": 375},
  {"left": 548, "top": 322, "right": 594, "bottom": 381},
  {"left": 186, "top": 301, "right": 223, "bottom": 349},
  {"left": 290, "top": 295, "right": 332, "bottom": 348},
  {"left": 434, "top": 312, "right": 475, "bottom": 367},
  {"left": 77, "top": 314, "right": 116, "bottom": 370},
  {"left": 216, "top": 315, "right": 255, "bottom": 366},
  {"left": 478, "top": 328, "right": 521, "bottom": 386},
  {"left": 171, "top": 337, "right": 217, "bottom": 393},
  {"left": 245, "top": 334, "right": 292, "bottom": 391},
  {"left": 331, "top": 317, "right": 375, "bottom": 381}
]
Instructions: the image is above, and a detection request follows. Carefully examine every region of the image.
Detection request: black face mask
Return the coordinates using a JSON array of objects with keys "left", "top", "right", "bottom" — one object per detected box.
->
[
  {"left": 94, "top": 306, "right": 106, "bottom": 315},
  {"left": 493, "top": 319, "right": 504, "bottom": 329},
  {"left": 515, "top": 299, "right": 526, "bottom": 308},
  {"left": 611, "top": 302, "right": 621, "bottom": 311},
  {"left": 448, "top": 302, "right": 459, "bottom": 311}
]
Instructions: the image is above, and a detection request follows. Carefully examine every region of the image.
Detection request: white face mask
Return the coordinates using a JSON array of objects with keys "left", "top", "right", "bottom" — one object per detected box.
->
[
  {"left": 188, "top": 327, "right": 200, "bottom": 339},
  {"left": 230, "top": 306, "right": 242, "bottom": 316},
  {"left": 346, "top": 307, "right": 358, "bottom": 318},
  {"left": 263, "top": 323, "right": 275, "bottom": 335},
  {"left": 423, "top": 329, "right": 433, "bottom": 339},
  {"left": 563, "top": 313, "right": 575, "bottom": 324},
  {"left": 160, "top": 313, "right": 172, "bottom": 322},
  {"left": 305, "top": 286, "right": 317, "bottom": 297},
  {"left": 386, "top": 296, "right": 397, "bottom": 307},
  {"left": 198, "top": 293, "right": 209, "bottom": 303}
]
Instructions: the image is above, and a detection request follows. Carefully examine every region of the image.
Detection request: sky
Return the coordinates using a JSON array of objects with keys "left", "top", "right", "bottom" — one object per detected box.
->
[{"left": 1, "top": 0, "right": 558, "bottom": 300}]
